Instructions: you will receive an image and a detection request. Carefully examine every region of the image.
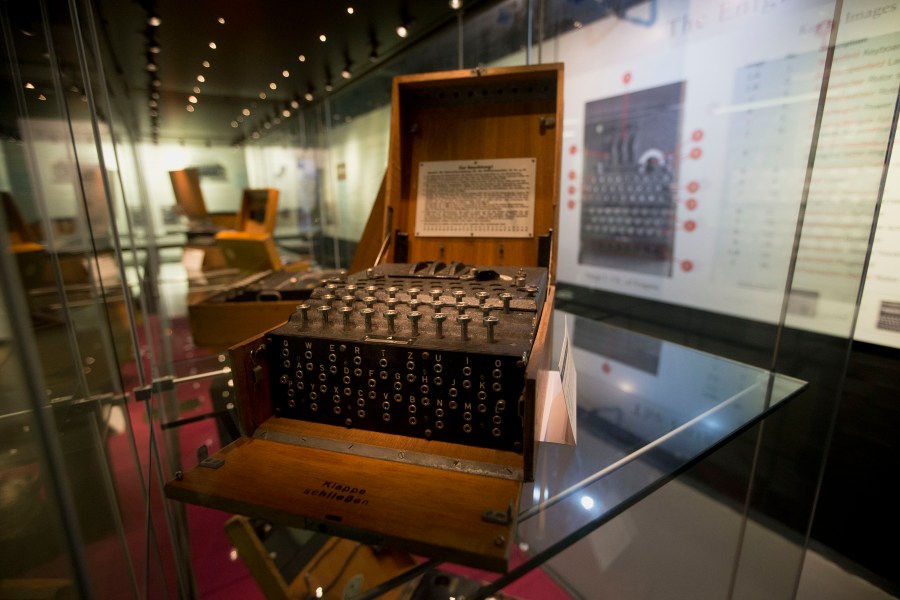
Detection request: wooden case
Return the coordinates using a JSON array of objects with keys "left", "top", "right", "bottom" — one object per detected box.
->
[
  {"left": 187, "top": 261, "right": 314, "bottom": 348},
  {"left": 166, "top": 64, "right": 563, "bottom": 572}
]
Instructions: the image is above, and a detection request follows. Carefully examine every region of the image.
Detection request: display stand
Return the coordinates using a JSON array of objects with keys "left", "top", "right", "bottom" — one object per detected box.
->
[
  {"left": 224, "top": 516, "right": 417, "bottom": 600},
  {"left": 167, "top": 63, "right": 566, "bottom": 571},
  {"left": 164, "top": 310, "right": 807, "bottom": 598},
  {"left": 163, "top": 64, "right": 809, "bottom": 600}
]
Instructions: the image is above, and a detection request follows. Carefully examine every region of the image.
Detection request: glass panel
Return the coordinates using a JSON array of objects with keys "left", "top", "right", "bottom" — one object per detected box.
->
[
  {"left": 0, "top": 277, "right": 83, "bottom": 598},
  {"left": 733, "top": 8, "right": 900, "bottom": 599},
  {"left": 3, "top": 0, "right": 890, "bottom": 596},
  {"left": 510, "top": 312, "right": 805, "bottom": 593},
  {"left": 1, "top": 0, "right": 182, "bottom": 596}
]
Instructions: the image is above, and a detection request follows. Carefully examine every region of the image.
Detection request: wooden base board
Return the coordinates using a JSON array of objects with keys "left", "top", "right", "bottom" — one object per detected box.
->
[
  {"left": 165, "top": 436, "right": 520, "bottom": 571},
  {"left": 255, "top": 417, "right": 525, "bottom": 480}
]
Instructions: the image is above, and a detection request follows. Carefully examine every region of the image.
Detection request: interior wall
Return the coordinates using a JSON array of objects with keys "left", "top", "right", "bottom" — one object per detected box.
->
[{"left": 318, "top": 105, "right": 391, "bottom": 242}]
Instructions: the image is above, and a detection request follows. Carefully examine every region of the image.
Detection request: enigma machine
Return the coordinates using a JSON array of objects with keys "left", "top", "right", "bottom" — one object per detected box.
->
[
  {"left": 188, "top": 266, "right": 324, "bottom": 347},
  {"left": 166, "top": 64, "right": 564, "bottom": 572},
  {"left": 266, "top": 262, "right": 549, "bottom": 453}
]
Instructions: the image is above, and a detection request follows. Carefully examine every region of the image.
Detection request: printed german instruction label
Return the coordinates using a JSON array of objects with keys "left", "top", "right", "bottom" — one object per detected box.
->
[{"left": 415, "top": 158, "right": 536, "bottom": 238}]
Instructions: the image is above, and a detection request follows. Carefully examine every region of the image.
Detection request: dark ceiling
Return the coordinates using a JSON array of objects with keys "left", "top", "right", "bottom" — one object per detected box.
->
[
  {"left": 2, "top": 0, "right": 484, "bottom": 145},
  {"left": 3, "top": 0, "right": 637, "bottom": 146},
  {"left": 100, "top": 0, "right": 481, "bottom": 144}
]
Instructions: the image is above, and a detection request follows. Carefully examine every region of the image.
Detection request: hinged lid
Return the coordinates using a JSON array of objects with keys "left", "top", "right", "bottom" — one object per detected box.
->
[{"left": 384, "top": 64, "right": 563, "bottom": 273}]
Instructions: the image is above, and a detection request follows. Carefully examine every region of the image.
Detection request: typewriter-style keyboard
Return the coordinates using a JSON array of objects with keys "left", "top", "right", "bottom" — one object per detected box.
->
[{"left": 580, "top": 167, "right": 676, "bottom": 260}]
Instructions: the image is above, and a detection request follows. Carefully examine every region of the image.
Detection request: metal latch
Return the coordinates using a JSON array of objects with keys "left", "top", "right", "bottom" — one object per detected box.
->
[
  {"left": 482, "top": 502, "right": 513, "bottom": 525},
  {"left": 197, "top": 444, "right": 224, "bottom": 469}
]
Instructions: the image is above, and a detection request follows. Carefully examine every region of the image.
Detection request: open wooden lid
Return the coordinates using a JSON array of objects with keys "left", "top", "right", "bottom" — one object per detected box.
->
[{"left": 384, "top": 64, "right": 563, "bottom": 275}]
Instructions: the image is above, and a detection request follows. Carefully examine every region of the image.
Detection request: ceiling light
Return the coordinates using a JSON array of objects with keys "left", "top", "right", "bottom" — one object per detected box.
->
[
  {"left": 151, "top": 78, "right": 161, "bottom": 87},
  {"left": 186, "top": 105, "right": 194, "bottom": 112},
  {"left": 197, "top": 74, "right": 205, "bottom": 82},
  {"left": 269, "top": 82, "right": 277, "bottom": 90},
  {"left": 231, "top": 120, "right": 238, "bottom": 127},
  {"left": 208, "top": 41, "right": 217, "bottom": 49},
  {"left": 290, "top": 99, "right": 299, "bottom": 109},
  {"left": 149, "top": 43, "right": 161, "bottom": 54},
  {"left": 319, "top": 34, "right": 327, "bottom": 42},
  {"left": 150, "top": 110, "right": 158, "bottom": 117},
  {"left": 149, "top": 99, "right": 158, "bottom": 108},
  {"left": 242, "top": 108, "right": 250, "bottom": 116},
  {"left": 341, "top": 68, "right": 351, "bottom": 79},
  {"left": 324, "top": 82, "right": 333, "bottom": 92},
  {"left": 304, "top": 92, "right": 313, "bottom": 102},
  {"left": 450, "top": 0, "right": 462, "bottom": 8},
  {"left": 264, "top": 122, "right": 272, "bottom": 130},
  {"left": 38, "top": 94, "right": 47, "bottom": 101},
  {"left": 188, "top": 95, "right": 198, "bottom": 103},
  {"left": 151, "top": 91, "right": 159, "bottom": 99},
  {"left": 298, "top": 54, "right": 306, "bottom": 62},
  {"left": 251, "top": 132, "right": 260, "bottom": 139},
  {"left": 192, "top": 86, "right": 201, "bottom": 93},
  {"left": 202, "top": 60, "right": 210, "bottom": 68},
  {"left": 25, "top": 82, "right": 34, "bottom": 89},
  {"left": 282, "top": 109, "right": 290, "bottom": 117},
  {"left": 146, "top": 62, "right": 158, "bottom": 72},
  {"left": 259, "top": 92, "right": 267, "bottom": 99},
  {"left": 148, "top": 14, "right": 161, "bottom": 27},
  {"left": 237, "top": 116, "right": 244, "bottom": 122},
  {"left": 347, "top": 6, "right": 354, "bottom": 14},
  {"left": 396, "top": 24, "right": 408, "bottom": 38},
  {"left": 273, "top": 117, "right": 281, "bottom": 125},
  {"left": 282, "top": 70, "right": 290, "bottom": 78},
  {"left": 218, "top": 17, "right": 225, "bottom": 24}
]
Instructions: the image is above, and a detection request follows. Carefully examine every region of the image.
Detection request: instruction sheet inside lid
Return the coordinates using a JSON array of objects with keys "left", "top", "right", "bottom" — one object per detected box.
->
[{"left": 415, "top": 158, "right": 536, "bottom": 238}]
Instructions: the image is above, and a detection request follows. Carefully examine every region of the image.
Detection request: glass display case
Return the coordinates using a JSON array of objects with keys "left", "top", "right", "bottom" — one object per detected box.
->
[{"left": 1, "top": 0, "right": 897, "bottom": 598}]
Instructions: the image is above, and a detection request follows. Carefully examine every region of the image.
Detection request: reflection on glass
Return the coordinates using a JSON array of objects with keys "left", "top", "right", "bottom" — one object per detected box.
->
[{"left": 519, "top": 310, "right": 805, "bottom": 559}]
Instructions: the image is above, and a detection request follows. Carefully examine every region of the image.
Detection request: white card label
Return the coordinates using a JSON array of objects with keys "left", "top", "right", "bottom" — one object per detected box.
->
[{"left": 558, "top": 316, "right": 578, "bottom": 442}]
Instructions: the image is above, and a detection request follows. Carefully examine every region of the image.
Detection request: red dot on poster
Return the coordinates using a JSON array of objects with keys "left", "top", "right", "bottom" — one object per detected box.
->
[
  {"left": 569, "top": 144, "right": 578, "bottom": 155},
  {"left": 686, "top": 198, "right": 698, "bottom": 210},
  {"left": 623, "top": 72, "right": 632, "bottom": 84},
  {"left": 568, "top": 185, "right": 577, "bottom": 195},
  {"left": 567, "top": 199, "right": 576, "bottom": 210},
  {"left": 690, "top": 148, "right": 702, "bottom": 159},
  {"left": 692, "top": 129, "right": 704, "bottom": 141},
  {"left": 684, "top": 220, "right": 697, "bottom": 232},
  {"left": 602, "top": 362, "right": 611, "bottom": 374},
  {"left": 569, "top": 170, "right": 578, "bottom": 180},
  {"left": 681, "top": 260, "right": 694, "bottom": 272},
  {"left": 687, "top": 181, "right": 700, "bottom": 193}
]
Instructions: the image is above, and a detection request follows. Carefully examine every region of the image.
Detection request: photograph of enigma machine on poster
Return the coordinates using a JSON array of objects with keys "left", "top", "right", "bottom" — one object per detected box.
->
[{"left": 579, "top": 82, "right": 685, "bottom": 278}]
